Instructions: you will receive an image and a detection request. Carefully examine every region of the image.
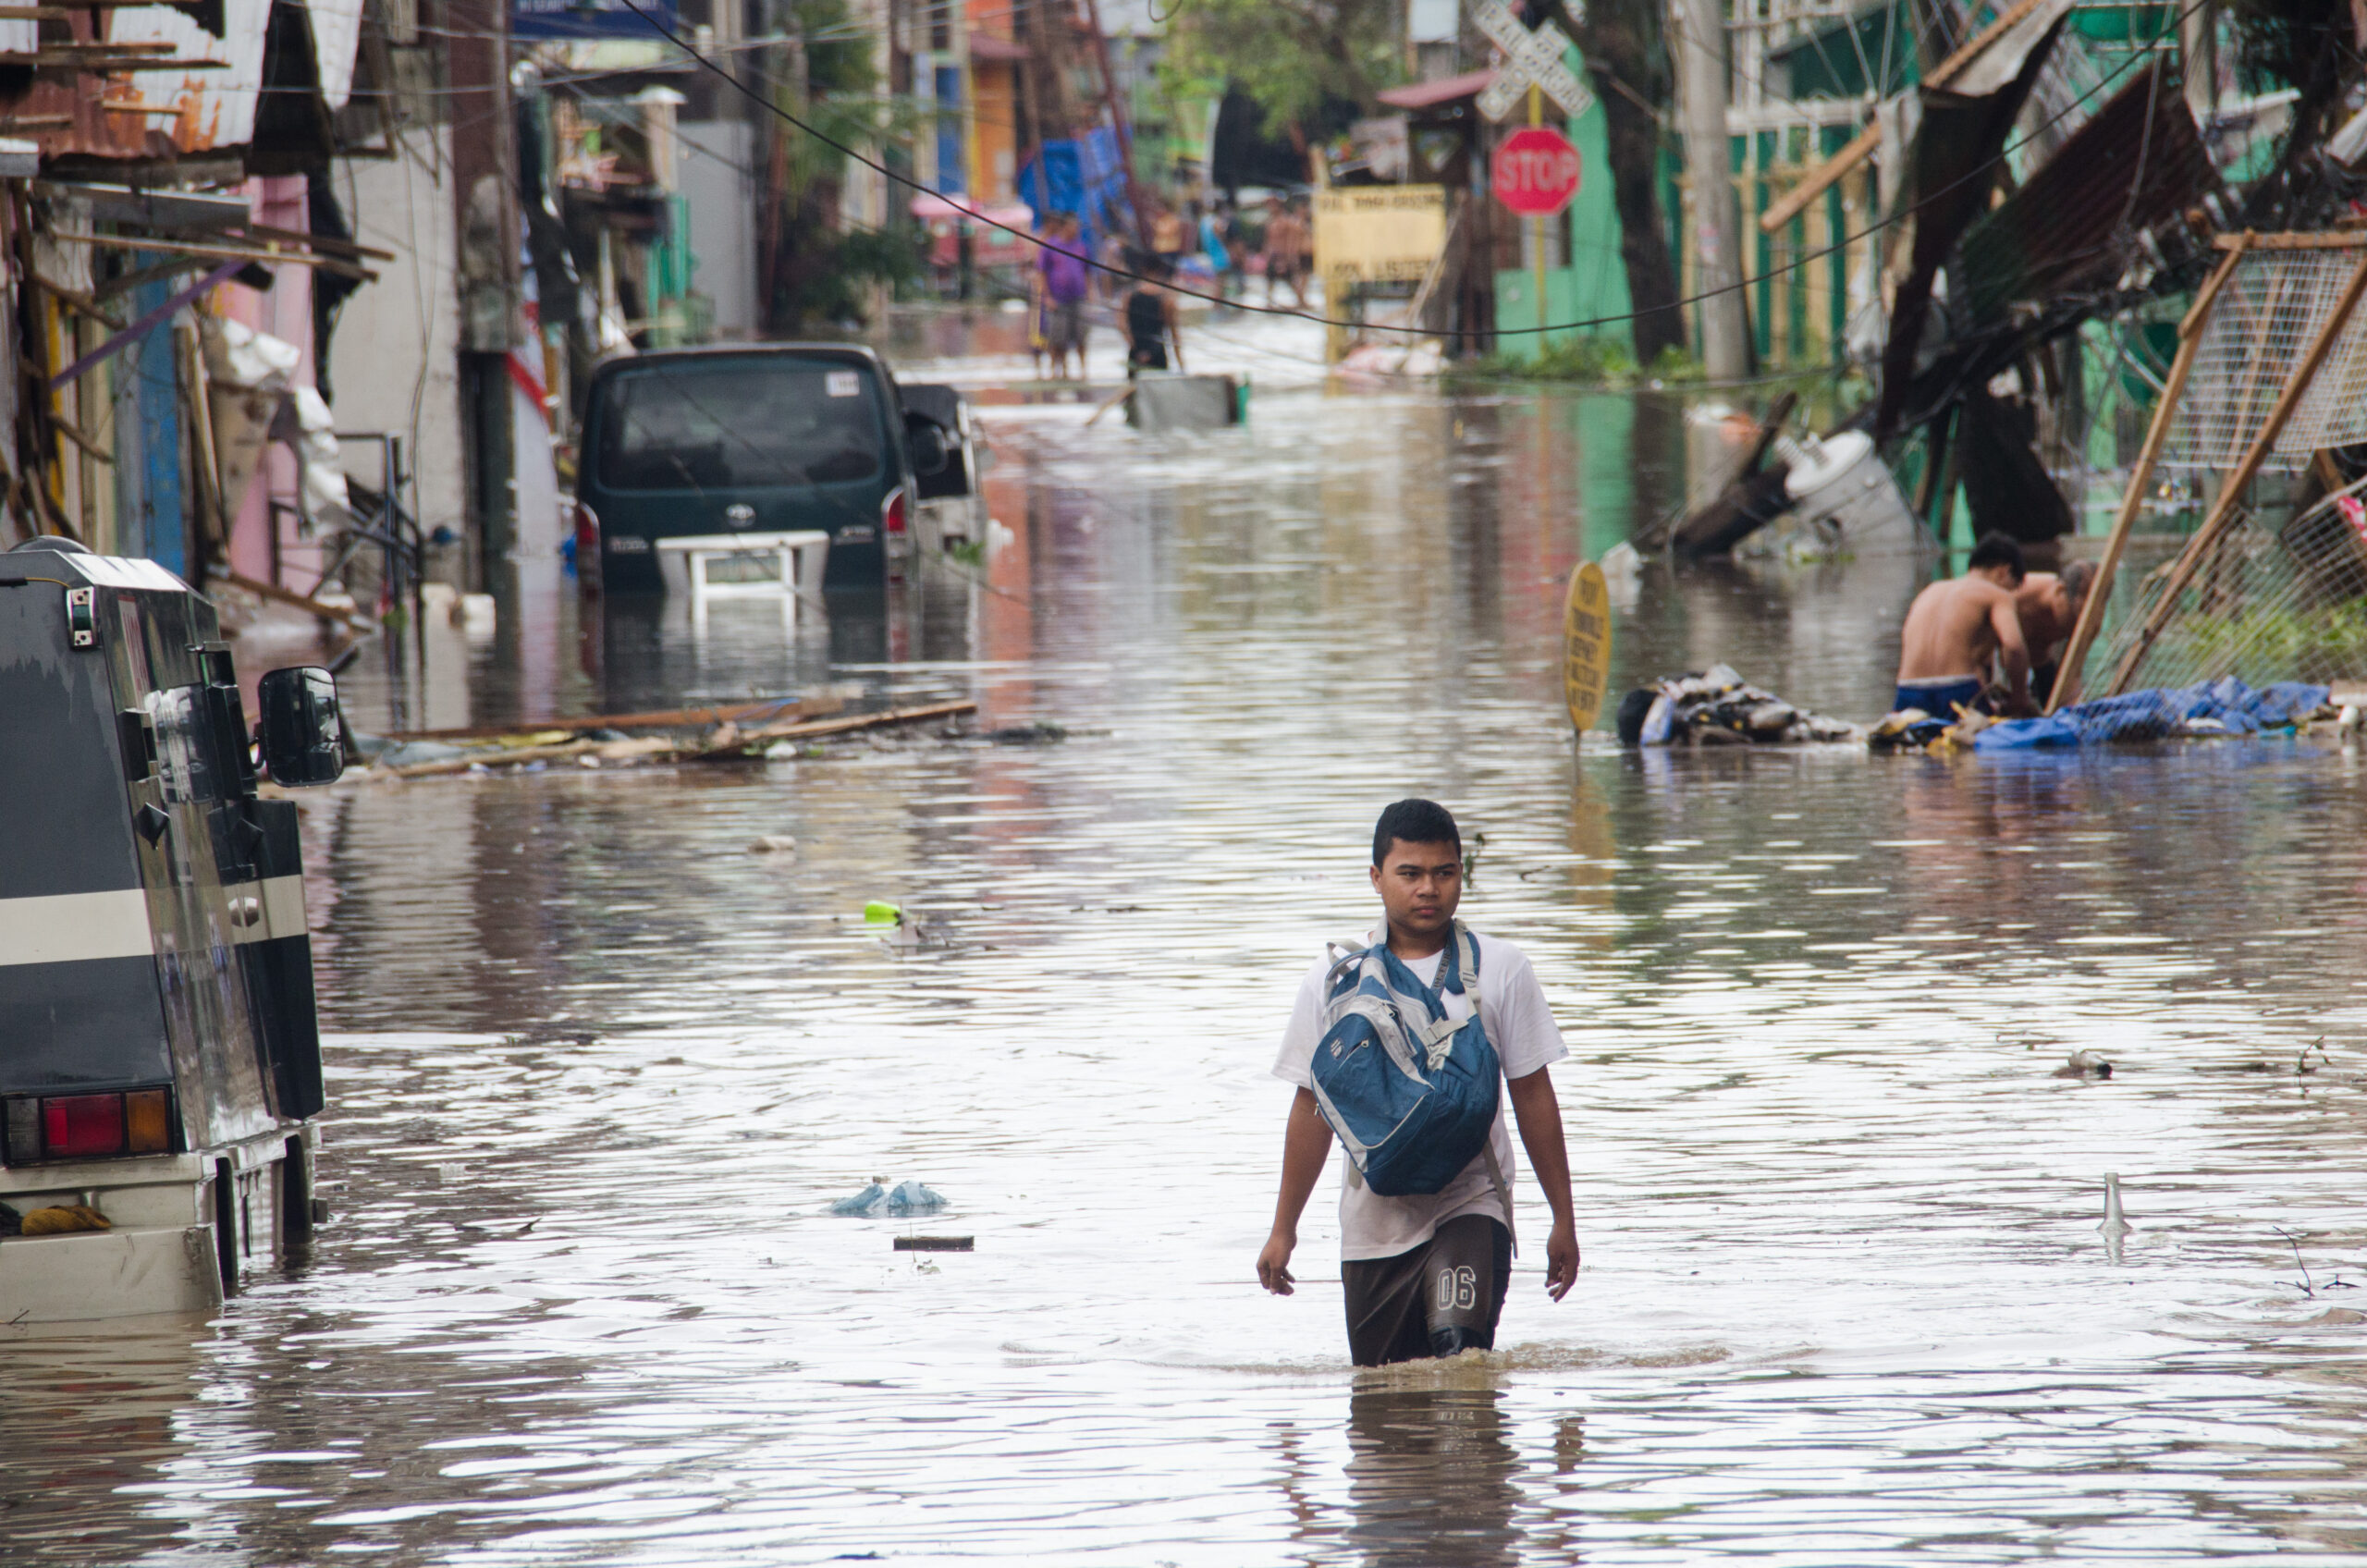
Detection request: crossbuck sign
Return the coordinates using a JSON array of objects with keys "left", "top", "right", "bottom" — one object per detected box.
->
[{"left": 1474, "top": 0, "right": 1595, "bottom": 124}]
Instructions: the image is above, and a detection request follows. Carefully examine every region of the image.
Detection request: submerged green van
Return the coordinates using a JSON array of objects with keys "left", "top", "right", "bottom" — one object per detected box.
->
[{"left": 581, "top": 345, "right": 948, "bottom": 594}]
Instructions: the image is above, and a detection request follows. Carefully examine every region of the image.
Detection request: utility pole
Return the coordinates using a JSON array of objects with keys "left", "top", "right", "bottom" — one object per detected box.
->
[
  {"left": 1077, "top": 0, "right": 1153, "bottom": 249},
  {"left": 1672, "top": 0, "right": 1747, "bottom": 379},
  {"left": 446, "top": 0, "right": 522, "bottom": 586}
]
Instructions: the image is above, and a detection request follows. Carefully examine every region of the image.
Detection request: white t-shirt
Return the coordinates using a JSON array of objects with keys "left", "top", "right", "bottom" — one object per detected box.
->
[{"left": 1271, "top": 927, "right": 1567, "bottom": 1261}]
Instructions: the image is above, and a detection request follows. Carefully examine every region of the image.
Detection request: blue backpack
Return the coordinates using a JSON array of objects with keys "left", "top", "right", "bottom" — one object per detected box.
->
[{"left": 1308, "top": 922, "right": 1507, "bottom": 1199}]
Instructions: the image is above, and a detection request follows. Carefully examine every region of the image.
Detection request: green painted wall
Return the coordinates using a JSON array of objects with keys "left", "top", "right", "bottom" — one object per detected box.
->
[{"left": 1490, "top": 51, "right": 1635, "bottom": 362}]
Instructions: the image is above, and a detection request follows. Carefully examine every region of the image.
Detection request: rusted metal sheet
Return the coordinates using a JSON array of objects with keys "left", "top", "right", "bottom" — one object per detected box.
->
[
  {"left": 1957, "top": 61, "right": 2217, "bottom": 325},
  {"left": 5, "top": 0, "right": 361, "bottom": 163},
  {"left": 107, "top": 0, "right": 270, "bottom": 153}
]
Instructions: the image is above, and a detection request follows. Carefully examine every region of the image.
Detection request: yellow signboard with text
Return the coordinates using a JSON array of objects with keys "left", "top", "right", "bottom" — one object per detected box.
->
[
  {"left": 1563, "top": 561, "right": 1611, "bottom": 736},
  {"left": 1312, "top": 185, "right": 1448, "bottom": 361}
]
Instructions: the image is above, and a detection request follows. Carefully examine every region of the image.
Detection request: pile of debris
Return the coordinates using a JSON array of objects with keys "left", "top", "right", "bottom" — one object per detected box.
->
[
  {"left": 1615, "top": 665, "right": 1860, "bottom": 746},
  {"left": 347, "top": 697, "right": 981, "bottom": 782}
]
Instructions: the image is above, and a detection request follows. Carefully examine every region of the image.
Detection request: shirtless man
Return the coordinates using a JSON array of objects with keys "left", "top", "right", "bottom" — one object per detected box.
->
[
  {"left": 1894, "top": 533, "right": 2033, "bottom": 717},
  {"left": 2013, "top": 559, "right": 2096, "bottom": 707}
]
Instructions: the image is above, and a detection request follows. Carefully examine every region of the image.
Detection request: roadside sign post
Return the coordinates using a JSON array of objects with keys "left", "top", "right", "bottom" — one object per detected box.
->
[
  {"left": 1475, "top": 0, "right": 1590, "bottom": 346},
  {"left": 1490, "top": 120, "right": 1583, "bottom": 340},
  {"left": 1529, "top": 85, "right": 1545, "bottom": 349}
]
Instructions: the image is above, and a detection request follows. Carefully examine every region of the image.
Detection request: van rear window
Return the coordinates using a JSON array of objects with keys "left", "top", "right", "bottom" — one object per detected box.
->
[{"left": 595, "top": 358, "right": 885, "bottom": 490}]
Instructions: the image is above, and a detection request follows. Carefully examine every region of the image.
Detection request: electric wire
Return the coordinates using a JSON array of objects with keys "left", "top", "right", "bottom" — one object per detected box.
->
[{"left": 609, "top": 0, "right": 2205, "bottom": 340}]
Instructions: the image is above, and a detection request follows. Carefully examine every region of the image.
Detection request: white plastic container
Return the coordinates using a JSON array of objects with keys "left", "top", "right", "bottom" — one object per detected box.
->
[{"left": 1782, "top": 431, "right": 1923, "bottom": 550}]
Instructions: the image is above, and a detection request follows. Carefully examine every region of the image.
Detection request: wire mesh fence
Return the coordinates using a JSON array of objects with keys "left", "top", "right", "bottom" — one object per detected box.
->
[
  {"left": 2165, "top": 248, "right": 2367, "bottom": 474},
  {"left": 2092, "top": 483, "right": 2367, "bottom": 692}
]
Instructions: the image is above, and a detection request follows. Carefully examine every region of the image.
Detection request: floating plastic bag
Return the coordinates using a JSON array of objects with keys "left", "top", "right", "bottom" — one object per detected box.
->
[
  {"left": 828, "top": 1182, "right": 886, "bottom": 1216},
  {"left": 828, "top": 1179, "right": 947, "bottom": 1217}
]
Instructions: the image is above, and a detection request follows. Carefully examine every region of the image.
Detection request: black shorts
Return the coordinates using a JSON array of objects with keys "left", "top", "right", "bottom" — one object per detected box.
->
[{"left": 1342, "top": 1214, "right": 1513, "bottom": 1367}]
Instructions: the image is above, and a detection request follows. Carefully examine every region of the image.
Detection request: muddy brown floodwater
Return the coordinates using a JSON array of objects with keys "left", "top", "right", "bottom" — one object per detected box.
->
[{"left": 9, "top": 361, "right": 2367, "bottom": 1566}]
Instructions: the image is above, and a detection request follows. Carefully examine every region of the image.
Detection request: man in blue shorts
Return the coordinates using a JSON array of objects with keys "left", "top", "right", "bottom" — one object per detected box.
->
[{"left": 1894, "top": 533, "right": 2034, "bottom": 718}]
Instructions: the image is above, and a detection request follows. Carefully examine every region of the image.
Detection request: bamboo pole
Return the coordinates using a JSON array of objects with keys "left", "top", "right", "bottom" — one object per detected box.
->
[
  {"left": 2046, "top": 236, "right": 2250, "bottom": 710},
  {"left": 2103, "top": 246, "right": 2367, "bottom": 697}
]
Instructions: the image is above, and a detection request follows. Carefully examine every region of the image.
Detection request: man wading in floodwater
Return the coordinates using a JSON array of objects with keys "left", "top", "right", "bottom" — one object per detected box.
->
[{"left": 1258, "top": 800, "right": 1579, "bottom": 1365}]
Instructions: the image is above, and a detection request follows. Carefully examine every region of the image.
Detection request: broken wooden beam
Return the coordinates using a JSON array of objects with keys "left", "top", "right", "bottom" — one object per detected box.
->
[{"left": 383, "top": 694, "right": 843, "bottom": 742}]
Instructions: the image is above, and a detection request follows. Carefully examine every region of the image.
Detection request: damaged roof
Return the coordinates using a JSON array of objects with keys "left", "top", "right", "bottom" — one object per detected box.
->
[{"left": 1956, "top": 60, "right": 2217, "bottom": 325}]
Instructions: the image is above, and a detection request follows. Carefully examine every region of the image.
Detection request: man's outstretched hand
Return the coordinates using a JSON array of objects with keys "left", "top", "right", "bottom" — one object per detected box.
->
[
  {"left": 1257, "top": 1228, "right": 1297, "bottom": 1295},
  {"left": 1544, "top": 1218, "right": 1580, "bottom": 1302}
]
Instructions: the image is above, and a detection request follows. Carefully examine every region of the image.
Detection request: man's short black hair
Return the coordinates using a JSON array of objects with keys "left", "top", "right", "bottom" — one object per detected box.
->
[
  {"left": 1373, "top": 799, "right": 1461, "bottom": 866},
  {"left": 1968, "top": 532, "right": 2027, "bottom": 581}
]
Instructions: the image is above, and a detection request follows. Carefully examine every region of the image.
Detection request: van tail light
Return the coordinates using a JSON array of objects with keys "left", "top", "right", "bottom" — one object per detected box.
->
[
  {"left": 882, "top": 486, "right": 908, "bottom": 536},
  {"left": 572, "top": 500, "right": 602, "bottom": 594},
  {"left": 3, "top": 1087, "right": 175, "bottom": 1164}
]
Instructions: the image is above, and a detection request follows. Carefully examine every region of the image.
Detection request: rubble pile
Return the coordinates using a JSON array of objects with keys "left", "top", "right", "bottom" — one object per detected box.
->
[{"left": 1616, "top": 665, "right": 1860, "bottom": 747}]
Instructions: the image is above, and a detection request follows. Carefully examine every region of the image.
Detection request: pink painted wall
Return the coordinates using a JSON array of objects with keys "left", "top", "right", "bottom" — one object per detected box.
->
[{"left": 223, "top": 174, "right": 318, "bottom": 587}]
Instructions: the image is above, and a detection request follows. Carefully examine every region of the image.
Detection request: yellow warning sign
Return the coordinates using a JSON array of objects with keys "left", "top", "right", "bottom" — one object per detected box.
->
[{"left": 1562, "top": 560, "right": 1610, "bottom": 735}]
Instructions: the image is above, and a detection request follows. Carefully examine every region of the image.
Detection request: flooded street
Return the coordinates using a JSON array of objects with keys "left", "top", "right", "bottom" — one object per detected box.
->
[{"left": 11, "top": 347, "right": 2367, "bottom": 1564}]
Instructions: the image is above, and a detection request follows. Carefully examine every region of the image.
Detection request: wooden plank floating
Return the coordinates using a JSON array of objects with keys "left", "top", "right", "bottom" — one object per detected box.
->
[
  {"left": 385, "top": 694, "right": 841, "bottom": 742},
  {"left": 381, "top": 699, "right": 980, "bottom": 778},
  {"left": 893, "top": 1236, "right": 975, "bottom": 1252}
]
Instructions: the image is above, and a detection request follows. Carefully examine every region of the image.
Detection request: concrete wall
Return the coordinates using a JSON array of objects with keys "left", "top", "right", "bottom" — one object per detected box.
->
[
  {"left": 680, "top": 116, "right": 759, "bottom": 340},
  {"left": 328, "top": 129, "right": 467, "bottom": 541}
]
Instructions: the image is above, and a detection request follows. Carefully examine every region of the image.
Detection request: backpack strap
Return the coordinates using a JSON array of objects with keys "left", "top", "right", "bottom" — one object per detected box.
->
[{"left": 1452, "top": 923, "right": 1516, "bottom": 1251}]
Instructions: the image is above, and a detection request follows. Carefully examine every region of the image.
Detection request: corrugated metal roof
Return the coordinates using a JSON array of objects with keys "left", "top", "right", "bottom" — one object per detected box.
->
[
  {"left": 1957, "top": 60, "right": 2217, "bottom": 324},
  {"left": 13, "top": 0, "right": 362, "bottom": 164}
]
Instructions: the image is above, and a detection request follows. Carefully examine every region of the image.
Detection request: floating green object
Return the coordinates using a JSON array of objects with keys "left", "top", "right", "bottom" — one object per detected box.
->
[{"left": 864, "top": 900, "right": 902, "bottom": 925}]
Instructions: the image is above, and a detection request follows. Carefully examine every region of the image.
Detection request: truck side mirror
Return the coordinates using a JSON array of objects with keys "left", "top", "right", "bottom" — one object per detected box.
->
[
  {"left": 904, "top": 412, "right": 950, "bottom": 477},
  {"left": 255, "top": 667, "right": 346, "bottom": 787}
]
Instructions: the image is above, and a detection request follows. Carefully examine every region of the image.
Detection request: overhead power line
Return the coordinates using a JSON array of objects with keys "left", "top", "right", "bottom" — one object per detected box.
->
[{"left": 608, "top": 0, "right": 2202, "bottom": 339}]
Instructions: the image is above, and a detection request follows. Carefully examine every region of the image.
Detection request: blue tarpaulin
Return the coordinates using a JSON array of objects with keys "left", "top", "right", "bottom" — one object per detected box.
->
[
  {"left": 1017, "top": 129, "right": 1134, "bottom": 262},
  {"left": 1973, "top": 678, "right": 2330, "bottom": 750}
]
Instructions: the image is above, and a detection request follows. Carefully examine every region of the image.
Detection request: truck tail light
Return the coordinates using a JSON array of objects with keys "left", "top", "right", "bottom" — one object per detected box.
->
[
  {"left": 882, "top": 486, "right": 908, "bottom": 536},
  {"left": 43, "top": 1095, "right": 125, "bottom": 1159},
  {"left": 1, "top": 1087, "right": 176, "bottom": 1164}
]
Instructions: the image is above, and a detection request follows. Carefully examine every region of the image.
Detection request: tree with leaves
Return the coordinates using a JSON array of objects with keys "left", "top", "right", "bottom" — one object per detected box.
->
[
  {"left": 1162, "top": 0, "right": 1408, "bottom": 137},
  {"left": 758, "top": 0, "right": 924, "bottom": 333}
]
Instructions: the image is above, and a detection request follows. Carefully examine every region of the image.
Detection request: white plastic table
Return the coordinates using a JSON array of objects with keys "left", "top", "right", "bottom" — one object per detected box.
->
[{"left": 655, "top": 531, "right": 830, "bottom": 626}]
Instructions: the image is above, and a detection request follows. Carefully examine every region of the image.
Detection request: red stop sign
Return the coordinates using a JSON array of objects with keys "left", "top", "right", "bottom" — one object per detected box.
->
[{"left": 1492, "top": 126, "right": 1582, "bottom": 216}]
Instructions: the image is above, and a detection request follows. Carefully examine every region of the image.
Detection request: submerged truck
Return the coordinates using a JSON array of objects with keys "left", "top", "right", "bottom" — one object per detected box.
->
[{"left": 1, "top": 536, "right": 346, "bottom": 1322}]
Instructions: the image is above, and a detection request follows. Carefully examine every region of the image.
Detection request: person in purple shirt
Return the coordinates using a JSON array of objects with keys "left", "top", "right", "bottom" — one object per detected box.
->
[{"left": 1035, "top": 213, "right": 1092, "bottom": 381}]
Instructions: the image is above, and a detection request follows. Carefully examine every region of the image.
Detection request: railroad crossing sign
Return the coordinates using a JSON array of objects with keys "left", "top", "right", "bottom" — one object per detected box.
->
[
  {"left": 1492, "top": 125, "right": 1582, "bottom": 215},
  {"left": 1474, "top": 0, "right": 1595, "bottom": 124}
]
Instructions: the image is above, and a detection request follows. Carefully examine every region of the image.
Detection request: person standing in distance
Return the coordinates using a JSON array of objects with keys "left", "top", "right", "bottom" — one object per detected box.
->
[{"left": 1258, "top": 799, "right": 1579, "bottom": 1366}]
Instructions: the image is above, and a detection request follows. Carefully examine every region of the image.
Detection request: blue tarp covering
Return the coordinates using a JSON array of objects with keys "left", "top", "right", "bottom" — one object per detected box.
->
[
  {"left": 1973, "top": 678, "right": 2331, "bottom": 750},
  {"left": 1016, "top": 129, "right": 1133, "bottom": 262}
]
